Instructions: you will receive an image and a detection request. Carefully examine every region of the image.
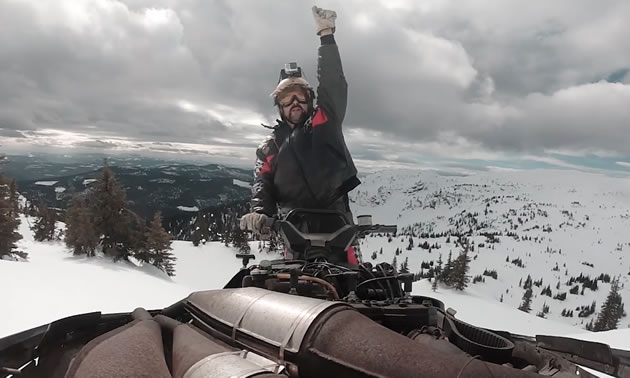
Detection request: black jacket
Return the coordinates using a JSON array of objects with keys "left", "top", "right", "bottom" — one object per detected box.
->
[{"left": 251, "top": 34, "right": 360, "bottom": 216}]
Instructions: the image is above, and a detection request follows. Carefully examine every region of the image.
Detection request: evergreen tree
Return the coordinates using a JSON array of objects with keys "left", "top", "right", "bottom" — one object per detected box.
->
[
  {"left": 231, "top": 228, "right": 251, "bottom": 253},
  {"left": 64, "top": 196, "right": 98, "bottom": 256},
  {"left": 31, "top": 202, "right": 57, "bottom": 241},
  {"left": 442, "top": 251, "right": 453, "bottom": 285},
  {"left": 593, "top": 277, "right": 625, "bottom": 332},
  {"left": 90, "top": 164, "right": 135, "bottom": 261},
  {"left": 9, "top": 178, "right": 19, "bottom": 213},
  {"left": 518, "top": 288, "right": 533, "bottom": 313},
  {"left": 0, "top": 174, "right": 26, "bottom": 259},
  {"left": 435, "top": 253, "right": 443, "bottom": 278},
  {"left": 264, "top": 232, "right": 283, "bottom": 254},
  {"left": 585, "top": 319, "right": 594, "bottom": 331},
  {"left": 127, "top": 210, "right": 148, "bottom": 254},
  {"left": 140, "top": 212, "right": 176, "bottom": 276},
  {"left": 452, "top": 242, "right": 471, "bottom": 291},
  {"left": 399, "top": 257, "right": 410, "bottom": 273},
  {"left": 191, "top": 212, "right": 209, "bottom": 246},
  {"left": 523, "top": 274, "right": 533, "bottom": 290}
]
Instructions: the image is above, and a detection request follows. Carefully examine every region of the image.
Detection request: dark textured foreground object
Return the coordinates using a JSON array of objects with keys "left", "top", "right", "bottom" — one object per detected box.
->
[
  {"left": 299, "top": 309, "right": 545, "bottom": 378},
  {"left": 64, "top": 318, "right": 170, "bottom": 378}
]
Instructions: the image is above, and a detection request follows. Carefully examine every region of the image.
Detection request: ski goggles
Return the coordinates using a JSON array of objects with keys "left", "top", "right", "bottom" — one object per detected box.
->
[{"left": 278, "top": 94, "right": 309, "bottom": 108}]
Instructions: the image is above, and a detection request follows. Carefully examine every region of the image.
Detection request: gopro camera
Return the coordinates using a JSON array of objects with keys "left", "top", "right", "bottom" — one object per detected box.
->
[{"left": 280, "top": 62, "right": 303, "bottom": 80}]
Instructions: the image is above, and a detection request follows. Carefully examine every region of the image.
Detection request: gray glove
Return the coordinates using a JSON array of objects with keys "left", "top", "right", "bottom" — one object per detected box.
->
[
  {"left": 239, "top": 212, "right": 271, "bottom": 234},
  {"left": 312, "top": 6, "right": 336, "bottom": 35}
]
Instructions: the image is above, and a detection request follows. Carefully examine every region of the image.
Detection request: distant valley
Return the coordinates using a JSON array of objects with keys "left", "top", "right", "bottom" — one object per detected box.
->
[{"left": 4, "top": 153, "right": 253, "bottom": 221}]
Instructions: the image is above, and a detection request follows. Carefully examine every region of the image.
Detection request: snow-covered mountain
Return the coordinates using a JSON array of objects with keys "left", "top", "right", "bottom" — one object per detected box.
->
[
  {"left": 1, "top": 212, "right": 629, "bottom": 378},
  {"left": 2, "top": 206, "right": 630, "bottom": 377},
  {"left": 0, "top": 215, "right": 281, "bottom": 338},
  {"left": 350, "top": 168, "right": 630, "bottom": 331},
  {"left": 2, "top": 167, "right": 630, "bottom": 344}
]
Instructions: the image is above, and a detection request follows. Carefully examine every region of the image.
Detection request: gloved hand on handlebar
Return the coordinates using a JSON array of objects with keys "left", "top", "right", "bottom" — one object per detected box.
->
[{"left": 239, "top": 212, "right": 271, "bottom": 234}]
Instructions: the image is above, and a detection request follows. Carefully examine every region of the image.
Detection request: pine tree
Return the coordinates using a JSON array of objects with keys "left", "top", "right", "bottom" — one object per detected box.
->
[
  {"left": 127, "top": 210, "right": 148, "bottom": 254},
  {"left": 518, "top": 288, "right": 533, "bottom": 313},
  {"left": 442, "top": 251, "right": 453, "bottom": 285},
  {"left": 231, "top": 228, "right": 251, "bottom": 253},
  {"left": 9, "top": 178, "right": 19, "bottom": 213},
  {"left": 523, "top": 274, "right": 533, "bottom": 290},
  {"left": 140, "top": 212, "right": 176, "bottom": 276},
  {"left": 452, "top": 242, "right": 471, "bottom": 291},
  {"left": 31, "top": 202, "right": 57, "bottom": 241},
  {"left": 65, "top": 196, "right": 98, "bottom": 256},
  {"left": 265, "top": 232, "right": 282, "bottom": 253},
  {"left": 435, "top": 253, "right": 443, "bottom": 278},
  {"left": 90, "top": 163, "right": 134, "bottom": 261},
  {"left": 191, "top": 212, "right": 209, "bottom": 246},
  {"left": 593, "top": 277, "right": 625, "bottom": 332},
  {"left": 399, "top": 257, "right": 410, "bottom": 273},
  {"left": 0, "top": 174, "right": 26, "bottom": 259}
]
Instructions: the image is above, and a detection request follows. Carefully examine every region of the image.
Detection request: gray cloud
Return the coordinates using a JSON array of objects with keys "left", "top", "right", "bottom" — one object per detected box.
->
[
  {"left": 0, "top": 128, "right": 25, "bottom": 138},
  {"left": 74, "top": 140, "right": 119, "bottom": 149},
  {"left": 0, "top": 0, "right": 629, "bottom": 166}
]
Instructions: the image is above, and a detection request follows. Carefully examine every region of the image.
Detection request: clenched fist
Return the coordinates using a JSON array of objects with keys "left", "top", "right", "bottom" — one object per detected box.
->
[{"left": 312, "top": 6, "right": 337, "bottom": 35}]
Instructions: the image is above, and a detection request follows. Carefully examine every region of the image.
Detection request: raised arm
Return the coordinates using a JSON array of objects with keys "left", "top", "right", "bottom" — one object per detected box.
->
[{"left": 312, "top": 6, "right": 348, "bottom": 124}]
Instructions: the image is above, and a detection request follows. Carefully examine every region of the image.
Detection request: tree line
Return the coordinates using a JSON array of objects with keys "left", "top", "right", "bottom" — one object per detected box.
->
[
  {"left": 63, "top": 162, "right": 176, "bottom": 276},
  {"left": 0, "top": 168, "right": 26, "bottom": 260},
  {"left": 1, "top": 158, "right": 177, "bottom": 277}
]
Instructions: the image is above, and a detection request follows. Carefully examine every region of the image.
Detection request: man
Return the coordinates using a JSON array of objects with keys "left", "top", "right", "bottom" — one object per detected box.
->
[{"left": 240, "top": 6, "right": 360, "bottom": 259}]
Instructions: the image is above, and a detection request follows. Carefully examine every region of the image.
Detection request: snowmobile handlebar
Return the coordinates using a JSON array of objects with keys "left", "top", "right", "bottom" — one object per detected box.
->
[{"left": 263, "top": 208, "right": 397, "bottom": 238}]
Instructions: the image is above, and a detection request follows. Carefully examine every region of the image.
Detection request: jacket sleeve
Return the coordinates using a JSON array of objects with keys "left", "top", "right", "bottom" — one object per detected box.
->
[
  {"left": 250, "top": 137, "right": 277, "bottom": 216},
  {"left": 316, "top": 34, "right": 348, "bottom": 125}
]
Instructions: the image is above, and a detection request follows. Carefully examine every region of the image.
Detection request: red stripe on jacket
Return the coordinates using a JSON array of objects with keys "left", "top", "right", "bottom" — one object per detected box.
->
[
  {"left": 260, "top": 154, "right": 274, "bottom": 175},
  {"left": 312, "top": 109, "right": 328, "bottom": 127}
]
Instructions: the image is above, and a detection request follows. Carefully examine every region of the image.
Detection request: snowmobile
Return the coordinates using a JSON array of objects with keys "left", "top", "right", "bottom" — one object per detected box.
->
[{"left": 1, "top": 209, "right": 630, "bottom": 378}]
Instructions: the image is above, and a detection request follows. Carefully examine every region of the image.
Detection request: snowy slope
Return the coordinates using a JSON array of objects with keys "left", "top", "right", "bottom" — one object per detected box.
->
[
  {"left": 351, "top": 168, "right": 630, "bottom": 331},
  {"left": 1, "top": 214, "right": 630, "bottom": 378},
  {"left": 0, "top": 216, "right": 280, "bottom": 338},
  {"left": 2, "top": 167, "right": 630, "bottom": 356}
]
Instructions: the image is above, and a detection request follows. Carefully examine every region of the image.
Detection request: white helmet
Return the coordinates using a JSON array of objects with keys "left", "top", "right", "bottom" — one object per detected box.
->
[
  {"left": 270, "top": 62, "right": 315, "bottom": 105},
  {"left": 270, "top": 76, "right": 312, "bottom": 100}
]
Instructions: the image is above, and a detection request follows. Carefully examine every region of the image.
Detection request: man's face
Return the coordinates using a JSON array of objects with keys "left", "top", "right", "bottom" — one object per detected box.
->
[{"left": 278, "top": 89, "right": 309, "bottom": 125}]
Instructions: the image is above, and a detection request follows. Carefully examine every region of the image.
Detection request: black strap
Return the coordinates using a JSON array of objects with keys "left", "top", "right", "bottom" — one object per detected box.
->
[{"left": 440, "top": 310, "right": 514, "bottom": 364}]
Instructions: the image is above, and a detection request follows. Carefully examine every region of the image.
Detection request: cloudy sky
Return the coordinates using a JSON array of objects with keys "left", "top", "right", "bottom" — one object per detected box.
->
[{"left": 1, "top": 0, "right": 629, "bottom": 174}]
